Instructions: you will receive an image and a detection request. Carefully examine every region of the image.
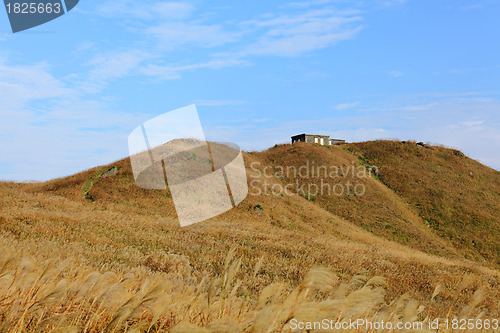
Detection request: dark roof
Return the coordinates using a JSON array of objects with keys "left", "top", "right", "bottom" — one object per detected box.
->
[{"left": 291, "top": 133, "right": 330, "bottom": 137}]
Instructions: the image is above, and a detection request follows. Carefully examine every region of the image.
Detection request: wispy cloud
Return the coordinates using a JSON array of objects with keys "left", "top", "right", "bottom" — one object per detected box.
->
[
  {"left": 460, "top": 120, "right": 485, "bottom": 127},
  {"left": 96, "top": 0, "right": 194, "bottom": 20},
  {"left": 334, "top": 101, "right": 360, "bottom": 110},
  {"left": 390, "top": 103, "right": 435, "bottom": 111},
  {"left": 387, "top": 70, "right": 404, "bottom": 77},
  {"left": 237, "top": 9, "right": 364, "bottom": 57},
  {"left": 284, "top": 0, "right": 333, "bottom": 9},
  {"left": 0, "top": 60, "right": 74, "bottom": 108},
  {"left": 145, "top": 22, "right": 241, "bottom": 50},
  {"left": 459, "top": 4, "right": 484, "bottom": 11},
  {"left": 81, "top": 50, "right": 154, "bottom": 92},
  {"left": 379, "top": 0, "right": 408, "bottom": 7},
  {"left": 193, "top": 99, "right": 248, "bottom": 107},
  {"left": 140, "top": 58, "right": 251, "bottom": 81}
]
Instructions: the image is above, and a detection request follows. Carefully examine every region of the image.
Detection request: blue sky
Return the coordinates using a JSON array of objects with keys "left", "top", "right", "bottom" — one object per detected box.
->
[{"left": 0, "top": 0, "right": 499, "bottom": 181}]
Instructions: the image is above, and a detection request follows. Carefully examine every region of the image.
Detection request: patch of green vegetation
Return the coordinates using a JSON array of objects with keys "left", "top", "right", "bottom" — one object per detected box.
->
[
  {"left": 82, "top": 166, "right": 118, "bottom": 200},
  {"left": 300, "top": 192, "right": 316, "bottom": 201}
]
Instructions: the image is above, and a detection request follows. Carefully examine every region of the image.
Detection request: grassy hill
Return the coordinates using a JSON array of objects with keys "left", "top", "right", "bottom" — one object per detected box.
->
[
  {"left": 258, "top": 143, "right": 460, "bottom": 259},
  {"left": 0, "top": 140, "right": 498, "bottom": 331}
]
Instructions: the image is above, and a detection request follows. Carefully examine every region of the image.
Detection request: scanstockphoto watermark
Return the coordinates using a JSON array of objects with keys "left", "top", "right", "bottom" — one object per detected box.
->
[
  {"left": 289, "top": 318, "right": 424, "bottom": 331},
  {"left": 249, "top": 161, "right": 378, "bottom": 198},
  {"left": 289, "top": 318, "right": 500, "bottom": 331}
]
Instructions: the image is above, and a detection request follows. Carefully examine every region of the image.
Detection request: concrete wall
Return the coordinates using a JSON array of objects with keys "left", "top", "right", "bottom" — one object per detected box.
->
[{"left": 306, "top": 135, "right": 329, "bottom": 145}]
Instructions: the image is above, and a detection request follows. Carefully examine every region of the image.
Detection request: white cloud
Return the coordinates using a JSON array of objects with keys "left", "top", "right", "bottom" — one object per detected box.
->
[
  {"left": 96, "top": 0, "right": 194, "bottom": 20},
  {"left": 387, "top": 70, "right": 404, "bottom": 77},
  {"left": 139, "top": 58, "right": 251, "bottom": 81},
  {"left": 0, "top": 60, "right": 74, "bottom": 109},
  {"left": 81, "top": 50, "right": 154, "bottom": 92},
  {"left": 194, "top": 100, "right": 248, "bottom": 107},
  {"left": 96, "top": 1, "right": 240, "bottom": 50},
  {"left": 460, "top": 120, "right": 485, "bottom": 127},
  {"left": 393, "top": 103, "right": 435, "bottom": 111},
  {"left": 285, "top": 0, "right": 333, "bottom": 9},
  {"left": 459, "top": 4, "right": 483, "bottom": 11},
  {"left": 88, "top": 51, "right": 150, "bottom": 79},
  {"left": 380, "top": 0, "right": 408, "bottom": 7},
  {"left": 334, "top": 101, "right": 360, "bottom": 110},
  {"left": 145, "top": 22, "right": 241, "bottom": 50},
  {"left": 426, "top": 91, "right": 489, "bottom": 98},
  {"left": 139, "top": 64, "right": 182, "bottom": 81},
  {"left": 283, "top": 0, "right": 332, "bottom": 8}
]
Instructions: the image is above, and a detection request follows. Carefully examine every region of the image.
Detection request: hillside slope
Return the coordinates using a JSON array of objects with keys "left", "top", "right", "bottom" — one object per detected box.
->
[{"left": 350, "top": 140, "right": 500, "bottom": 265}]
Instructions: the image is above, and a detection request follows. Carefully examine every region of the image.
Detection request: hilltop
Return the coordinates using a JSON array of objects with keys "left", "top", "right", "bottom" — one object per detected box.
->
[{"left": 0, "top": 140, "right": 498, "bottom": 331}]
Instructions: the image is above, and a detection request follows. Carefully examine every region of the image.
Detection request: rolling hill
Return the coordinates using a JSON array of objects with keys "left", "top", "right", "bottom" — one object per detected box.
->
[{"left": 0, "top": 140, "right": 498, "bottom": 331}]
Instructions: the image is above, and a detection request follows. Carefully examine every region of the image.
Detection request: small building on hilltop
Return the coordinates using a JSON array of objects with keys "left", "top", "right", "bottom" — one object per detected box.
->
[{"left": 291, "top": 133, "right": 346, "bottom": 146}]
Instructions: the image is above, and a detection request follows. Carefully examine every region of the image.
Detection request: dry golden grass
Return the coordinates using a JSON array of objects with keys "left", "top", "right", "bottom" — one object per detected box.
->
[
  {"left": 0, "top": 141, "right": 498, "bottom": 331},
  {"left": 0, "top": 237, "right": 497, "bottom": 332}
]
